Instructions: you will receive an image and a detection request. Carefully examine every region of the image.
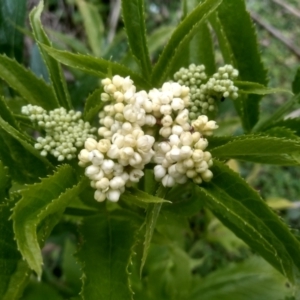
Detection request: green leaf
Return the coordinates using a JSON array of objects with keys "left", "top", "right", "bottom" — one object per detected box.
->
[
  {"left": 0, "top": 200, "right": 31, "bottom": 300},
  {"left": 151, "top": 0, "right": 222, "bottom": 87},
  {"left": 190, "top": 257, "right": 292, "bottom": 300},
  {"left": 75, "top": 0, "right": 104, "bottom": 57},
  {"left": 83, "top": 88, "right": 103, "bottom": 123},
  {"left": 0, "top": 0, "right": 26, "bottom": 61},
  {"left": 266, "top": 118, "right": 300, "bottom": 136},
  {"left": 292, "top": 67, "right": 300, "bottom": 95},
  {"left": 0, "top": 116, "right": 52, "bottom": 168},
  {"left": 197, "top": 160, "right": 300, "bottom": 282},
  {"left": 210, "top": 135, "right": 300, "bottom": 165},
  {"left": 77, "top": 212, "right": 139, "bottom": 299},
  {"left": 122, "top": 0, "right": 152, "bottom": 80},
  {"left": 209, "top": 13, "right": 234, "bottom": 65},
  {"left": 217, "top": 0, "right": 268, "bottom": 131},
  {"left": 263, "top": 127, "right": 300, "bottom": 140},
  {"left": 0, "top": 96, "right": 20, "bottom": 131},
  {"left": 147, "top": 26, "right": 174, "bottom": 55},
  {"left": 29, "top": 1, "right": 72, "bottom": 109},
  {"left": 253, "top": 93, "right": 300, "bottom": 132},
  {"left": 0, "top": 54, "right": 58, "bottom": 110},
  {"left": 120, "top": 187, "right": 170, "bottom": 208},
  {"left": 40, "top": 44, "right": 151, "bottom": 89},
  {"left": 235, "top": 81, "right": 292, "bottom": 95},
  {"left": 12, "top": 165, "right": 81, "bottom": 278},
  {"left": 189, "top": 22, "right": 216, "bottom": 76}
]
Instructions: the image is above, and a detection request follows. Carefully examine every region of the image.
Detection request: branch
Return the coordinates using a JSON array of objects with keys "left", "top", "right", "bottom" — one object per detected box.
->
[
  {"left": 250, "top": 11, "right": 300, "bottom": 59},
  {"left": 271, "top": 0, "right": 300, "bottom": 19}
]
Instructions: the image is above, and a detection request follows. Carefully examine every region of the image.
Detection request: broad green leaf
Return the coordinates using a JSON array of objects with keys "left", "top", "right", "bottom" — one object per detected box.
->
[
  {"left": 0, "top": 116, "right": 52, "bottom": 167},
  {"left": 0, "top": 130, "right": 49, "bottom": 183},
  {"left": 30, "top": 1, "right": 72, "bottom": 109},
  {"left": 46, "top": 28, "right": 90, "bottom": 54},
  {"left": 189, "top": 22, "right": 215, "bottom": 76},
  {"left": 292, "top": 67, "right": 300, "bottom": 94},
  {"left": 0, "top": 54, "right": 58, "bottom": 110},
  {"left": 197, "top": 160, "right": 300, "bottom": 282},
  {"left": 0, "top": 96, "right": 20, "bottom": 131},
  {"left": 210, "top": 135, "right": 300, "bottom": 165},
  {"left": 190, "top": 257, "right": 292, "bottom": 300},
  {"left": 151, "top": 0, "right": 222, "bottom": 87},
  {"left": 77, "top": 212, "right": 139, "bottom": 299},
  {"left": 12, "top": 165, "right": 81, "bottom": 278},
  {"left": 40, "top": 44, "right": 151, "bottom": 89},
  {"left": 30, "top": 43, "right": 49, "bottom": 82},
  {"left": 0, "top": 201, "right": 31, "bottom": 300},
  {"left": 83, "top": 88, "right": 103, "bottom": 123},
  {"left": 263, "top": 127, "right": 299, "bottom": 140},
  {"left": 147, "top": 26, "right": 174, "bottom": 55},
  {"left": 209, "top": 13, "right": 234, "bottom": 65},
  {"left": 121, "top": 187, "right": 170, "bottom": 208},
  {"left": 265, "top": 118, "right": 300, "bottom": 136},
  {"left": 75, "top": 0, "right": 104, "bottom": 57},
  {"left": 22, "top": 281, "right": 64, "bottom": 300},
  {"left": 122, "top": 0, "right": 152, "bottom": 80},
  {"left": 217, "top": 0, "right": 268, "bottom": 131},
  {"left": 0, "top": 0, "right": 26, "bottom": 61},
  {"left": 235, "top": 81, "right": 292, "bottom": 95},
  {"left": 253, "top": 93, "right": 300, "bottom": 132}
]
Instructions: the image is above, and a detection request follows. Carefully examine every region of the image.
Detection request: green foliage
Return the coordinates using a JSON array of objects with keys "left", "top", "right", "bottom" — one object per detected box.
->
[{"left": 0, "top": 0, "right": 300, "bottom": 298}]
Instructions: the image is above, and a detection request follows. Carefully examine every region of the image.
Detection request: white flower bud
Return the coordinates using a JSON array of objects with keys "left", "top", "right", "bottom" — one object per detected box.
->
[
  {"left": 170, "top": 148, "right": 181, "bottom": 162},
  {"left": 193, "top": 176, "right": 203, "bottom": 184},
  {"left": 171, "top": 98, "right": 185, "bottom": 111},
  {"left": 194, "top": 138, "right": 208, "bottom": 150},
  {"left": 172, "top": 125, "right": 184, "bottom": 136},
  {"left": 137, "top": 135, "right": 155, "bottom": 152},
  {"left": 85, "top": 165, "right": 100, "bottom": 177},
  {"left": 97, "top": 139, "right": 111, "bottom": 153},
  {"left": 162, "top": 175, "right": 175, "bottom": 187},
  {"left": 94, "top": 190, "right": 106, "bottom": 202},
  {"left": 145, "top": 115, "right": 156, "bottom": 126},
  {"left": 160, "top": 104, "right": 172, "bottom": 115},
  {"left": 186, "top": 169, "right": 197, "bottom": 178},
  {"left": 129, "top": 169, "right": 144, "bottom": 182},
  {"left": 78, "top": 149, "right": 90, "bottom": 163},
  {"left": 95, "top": 177, "right": 110, "bottom": 190},
  {"left": 107, "top": 189, "right": 121, "bottom": 202},
  {"left": 107, "top": 144, "right": 120, "bottom": 159},
  {"left": 176, "top": 175, "right": 188, "bottom": 184},
  {"left": 159, "top": 127, "right": 172, "bottom": 138},
  {"left": 102, "top": 159, "right": 115, "bottom": 173},
  {"left": 110, "top": 176, "right": 125, "bottom": 189},
  {"left": 88, "top": 150, "right": 104, "bottom": 165},
  {"left": 180, "top": 132, "right": 193, "bottom": 146},
  {"left": 85, "top": 138, "right": 98, "bottom": 151},
  {"left": 159, "top": 141, "right": 171, "bottom": 153},
  {"left": 169, "top": 134, "right": 180, "bottom": 146},
  {"left": 201, "top": 169, "right": 213, "bottom": 181},
  {"left": 154, "top": 165, "right": 166, "bottom": 180},
  {"left": 195, "top": 160, "right": 208, "bottom": 173},
  {"left": 175, "top": 162, "right": 187, "bottom": 174},
  {"left": 129, "top": 152, "right": 142, "bottom": 166}
]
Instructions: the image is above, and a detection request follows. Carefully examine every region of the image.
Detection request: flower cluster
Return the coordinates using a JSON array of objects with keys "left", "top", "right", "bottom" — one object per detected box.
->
[
  {"left": 21, "top": 105, "right": 96, "bottom": 161},
  {"left": 174, "top": 64, "right": 239, "bottom": 120},
  {"left": 78, "top": 75, "right": 218, "bottom": 202}
]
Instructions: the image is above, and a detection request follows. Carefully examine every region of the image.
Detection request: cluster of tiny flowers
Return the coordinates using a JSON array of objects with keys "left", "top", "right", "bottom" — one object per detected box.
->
[
  {"left": 174, "top": 64, "right": 239, "bottom": 120},
  {"left": 78, "top": 75, "right": 218, "bottom": 203},
  {"left": 21, "top": 105, "right": 96, "bottom": 161}
]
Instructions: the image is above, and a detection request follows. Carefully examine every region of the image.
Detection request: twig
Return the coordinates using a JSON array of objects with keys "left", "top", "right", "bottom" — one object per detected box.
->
[
  {"left": 271, "top": 0, "right": 300, "bottom": 19},
  {"left": 250, "top": 11, "right": 300, "bottom": 59}
]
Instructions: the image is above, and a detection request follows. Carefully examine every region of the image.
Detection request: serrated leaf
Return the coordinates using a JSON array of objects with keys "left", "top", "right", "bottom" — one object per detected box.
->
[
  {"left": 151, "top": 0, "right": 222, "bottom": 87},
  {"left": 0, "top": 131, "right": 48, "bottom": 183},
  {"left": 40, "top": 44, "right": 151, "bottom": 89},
  {"left": 12, "top": 165, "right": 81, "bottom": 278},
  {"left": 210, "top": 135, "right": 300, "bottom": 165},
  {"left": 217, "top": 0, "right": 268, "bottom": 131},
  {"left": 0, "top": 202, "right": 31, "bottom": 299},
  {"left": 263, "top": 127, "right": 299, "bottom": 140},
  {"left": 30, "top": 1, "right": 72, "bottom": 109},
  {"left": 235, "top": 81, "right": 292, "bottom": 95},
  {"left": 0, "top": 96, "right": 20, "bottom": 131},
  {"left": 75, "top": 0, "right": 104, "bottom": 57},
  {"left": 0, "top": 116, "right": 52, "bottom": 167},
  {"left": 189, "top": 21, "right": 215, "bottom": 76},
  {"left": 0, "top": 54, "right": 58, "bottom": 110},
  {"left": 83, "top": 88, "right": 103, "bottom": 122},
  {"left": 0, "top": 0, "right": 26, "bottom": 61},
  {"left": 292, "top": 67, "right": 300, "bottom": 95},
  {"left": 253, "top": 93, "right": 300, "bottom": 132},
  {"left": 190, "top": 257, "right": 292, "bottom": 300},
  {"left": 122, "top": 0, "right": 152, "bottom": 80},
  {"left": 77, "top": 212, "right": 139, "bottom": 300},
  {"left": 197, "top": 160, "right": 300, "bottom": 282},
  {"left": 266, "top": 118, "right": 300, "bottom": 136},
  {"left": 209, "top": 13, "right": 234, "bottom": 65}
]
